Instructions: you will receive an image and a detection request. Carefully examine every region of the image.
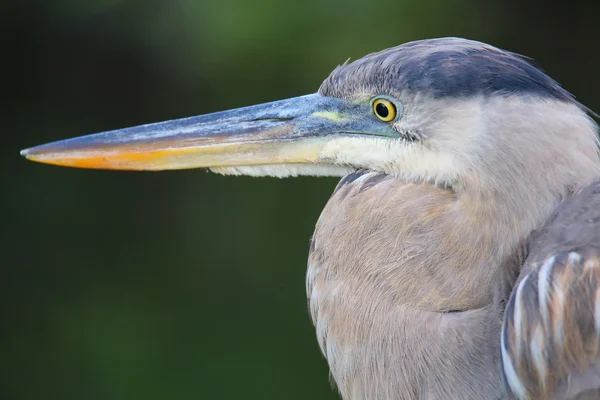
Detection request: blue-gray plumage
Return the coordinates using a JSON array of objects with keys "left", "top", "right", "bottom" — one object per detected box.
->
[
  {"left": 321, "top": 38, "right": 577, "bottom": 102},
  {"left": 20, "top": 38, "right": 600, "bottom": 399},
  {"left": 502, "top": 181, "right": 600, "bottom": 399}
]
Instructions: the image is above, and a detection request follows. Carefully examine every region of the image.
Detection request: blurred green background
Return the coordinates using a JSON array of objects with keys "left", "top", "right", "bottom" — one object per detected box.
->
[{"left": 2, "top": 0, "right": 600, "bottom": 399}]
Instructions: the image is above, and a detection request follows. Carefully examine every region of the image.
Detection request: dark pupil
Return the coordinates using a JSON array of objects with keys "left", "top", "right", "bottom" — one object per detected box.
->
[{"left": 376, "top": 102, "right": 389, "bottom": 118}]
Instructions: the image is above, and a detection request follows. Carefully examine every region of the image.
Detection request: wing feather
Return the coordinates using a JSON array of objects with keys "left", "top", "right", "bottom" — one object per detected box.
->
[{"left": 502, "top": 181, "right": 600, "bottom": 399}]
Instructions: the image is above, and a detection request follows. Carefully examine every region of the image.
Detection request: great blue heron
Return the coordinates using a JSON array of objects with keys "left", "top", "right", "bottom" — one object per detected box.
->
[{"left": 21, "top": 37, "right": 600, "bottom": 399}]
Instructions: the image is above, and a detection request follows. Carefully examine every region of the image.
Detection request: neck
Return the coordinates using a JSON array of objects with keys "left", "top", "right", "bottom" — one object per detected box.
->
[
  {"left": 308, "top": 172, "right": 508, "bottom": 399},
  {"left": 307, "top": 159, "right": 597, "bottom": 399}
]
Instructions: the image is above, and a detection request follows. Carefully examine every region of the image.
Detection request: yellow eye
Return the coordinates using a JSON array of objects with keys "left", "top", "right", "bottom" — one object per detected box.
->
[{"left": 373, "top": 98, "right": 397, "bottom": 122}]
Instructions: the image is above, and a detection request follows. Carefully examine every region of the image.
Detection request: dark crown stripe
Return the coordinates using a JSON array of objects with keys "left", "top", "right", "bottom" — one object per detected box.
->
[{"left": 320, "top": 38, "right": 576, "bottom": 103}]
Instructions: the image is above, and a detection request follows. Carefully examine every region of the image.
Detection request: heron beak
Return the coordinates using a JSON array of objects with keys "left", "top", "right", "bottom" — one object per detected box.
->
[{"left": 20, "top": 94, "right": 397, "bottom": 171}]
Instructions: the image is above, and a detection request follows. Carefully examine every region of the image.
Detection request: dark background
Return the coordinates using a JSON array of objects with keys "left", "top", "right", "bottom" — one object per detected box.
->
[{"left": 2, "top": 1, "right": 599, "bottom": 399}]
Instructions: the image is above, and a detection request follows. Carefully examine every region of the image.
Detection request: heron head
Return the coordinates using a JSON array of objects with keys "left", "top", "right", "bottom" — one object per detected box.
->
[{"left": 21, "top": 38, "right": 599, "bottom": 192}]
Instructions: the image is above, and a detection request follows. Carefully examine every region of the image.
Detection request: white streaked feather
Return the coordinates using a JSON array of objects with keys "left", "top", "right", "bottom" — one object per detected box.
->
[
  {"left": 553, "top": 280, "right": 566, "bottom": 348},
  {"left": 568, "top": 251, "right": 583, "bottom": 264},
  {"left": 537, "top": 256, "right": 555, "bottom": 327},
  {"left": 595, "top": 286, "right": 600, "bottom": 336},
  {"left": 501, "top": 325, "right": 527, "bottom": 399},
  {"left": 530, "top": 326, "right": 547, "bottom": 389},
  {"left": 513, "top": 275, "right": 529, "bottom": 357}
]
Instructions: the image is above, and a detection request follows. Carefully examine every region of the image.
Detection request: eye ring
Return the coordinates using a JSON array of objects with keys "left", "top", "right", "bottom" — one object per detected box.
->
[{"left": 372, "top": 98, "right": 397, "bottom": 122}]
